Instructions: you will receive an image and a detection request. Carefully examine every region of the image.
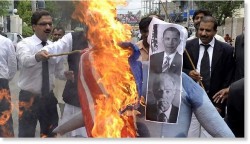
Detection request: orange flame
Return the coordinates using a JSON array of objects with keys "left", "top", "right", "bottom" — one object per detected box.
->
[
  {"left": 18, "top": 95, "right": 35, "bottom": 119},
  {"left": 73, "top": 0, "right": 138, "bottom": 137},
  {"left": 0, "top": 89, "right": 14, "bottom": 137}
]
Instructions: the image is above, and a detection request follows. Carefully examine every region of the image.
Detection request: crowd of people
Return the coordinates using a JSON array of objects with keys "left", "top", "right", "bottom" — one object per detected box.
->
[{"left": 0, "top": 8, "right": 244, "bottom": 138}]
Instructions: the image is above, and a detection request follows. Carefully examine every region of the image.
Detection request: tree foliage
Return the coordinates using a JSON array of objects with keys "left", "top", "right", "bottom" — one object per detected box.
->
[
  {"left": 17, "top": 0, "right": 32, "bottom": 26},
  {"left": 0, "top": 1, "right": 11, "bottom": 16},
  {"left": 195, "top": 0, "right": 244, "bottom": 26}
]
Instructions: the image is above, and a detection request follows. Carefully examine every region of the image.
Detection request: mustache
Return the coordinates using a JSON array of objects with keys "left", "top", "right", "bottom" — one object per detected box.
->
[{"left": 44, "top": 29, "right": 51, "bottom": 33}]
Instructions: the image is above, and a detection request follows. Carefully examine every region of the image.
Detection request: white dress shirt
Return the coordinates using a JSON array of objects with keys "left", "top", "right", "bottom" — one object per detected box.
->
[
  {"left": 16, "top": 34, "right": 66, "bottom": 94},
  {"left": 0, "top": 35, "right": 17, "bottom": 80}
]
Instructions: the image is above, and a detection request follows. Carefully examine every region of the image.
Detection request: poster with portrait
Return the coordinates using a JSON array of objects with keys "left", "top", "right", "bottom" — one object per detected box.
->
[{"left": 145, "top": 17, "right": 188, "bottom": 123}]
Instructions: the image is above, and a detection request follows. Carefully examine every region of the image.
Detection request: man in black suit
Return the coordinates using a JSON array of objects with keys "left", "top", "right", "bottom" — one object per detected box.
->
[
  {"left": 150, "top": 27, "right": 182, "bottom": 75},
  {"left": 183, "top": 16, "right": 235, "bottom": 117},
  {"left": 213, "top": 32, "right": 244, "bottom": 137},
  {"left": 146, "top": 73, "right": 179, "bottom": 123},
  {"left": 233, "top": 33, "right": 244, "bottom": 81}
]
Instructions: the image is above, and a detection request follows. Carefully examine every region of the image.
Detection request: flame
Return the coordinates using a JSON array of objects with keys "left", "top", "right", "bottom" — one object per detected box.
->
[
  {"left": 18, "top": 95, "right": 35, "bottom": 119},
  {"left": 0, "top": 89, "right": 14, "bottom": 137},
  {"left": 73, "top": 0, "right": 138, "bottom": 137}
]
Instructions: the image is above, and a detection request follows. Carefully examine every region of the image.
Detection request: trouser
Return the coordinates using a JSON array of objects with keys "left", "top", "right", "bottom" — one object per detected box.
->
[
  {"left": 0, "top": 78, "right": 14, "bottom": 137},
  {"left": 18, "top": 90, "right": 58, "bottom": 137}
]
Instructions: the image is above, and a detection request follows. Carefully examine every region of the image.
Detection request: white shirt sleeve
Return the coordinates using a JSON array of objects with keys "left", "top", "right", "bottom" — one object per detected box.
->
[
  {"left": 42, "top": 33, "right": 73, "bottom": 63},
  {"left": 16, "top": 39, "right": 39, "bottom": 68},
  {"left": 7, "top": 40, "right": 17, "bottom": 80}
]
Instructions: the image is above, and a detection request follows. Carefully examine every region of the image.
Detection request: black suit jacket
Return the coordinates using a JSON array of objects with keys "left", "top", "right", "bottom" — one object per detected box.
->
[
  {"left": 183, "top": 38, "right": 235, "bottom": 115},
  {"left": 234, "top": 33, "right": 244, "bottom": 81},
  {"left": 150, "top": 51, "right": 182, "bottom": 75},
  {"left": 225, "top": 78, "right": 244, "bottom": 137},
  {"left": 146, "top": 103, "right": 179, "bottom": 123}
]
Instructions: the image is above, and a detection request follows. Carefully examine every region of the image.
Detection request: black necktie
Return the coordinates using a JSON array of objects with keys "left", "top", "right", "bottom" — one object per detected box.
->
[
  {"left": 158, "top": 113, "right": 167, "bottom": 122},
  {"left": 41, "top": 41, "right": 50, "bottom": 97},
  {"left": 200, "top": 44, "right": 210, "bottom": 92}
]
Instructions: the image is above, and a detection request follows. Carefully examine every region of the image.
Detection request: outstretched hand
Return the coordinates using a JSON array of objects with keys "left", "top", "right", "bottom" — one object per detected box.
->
[
  {"left": 35, "top": 50, "right": 50, "bottom": 62},
  {"left": 212, "top": 87, "right": 229, "bottom": 103}
]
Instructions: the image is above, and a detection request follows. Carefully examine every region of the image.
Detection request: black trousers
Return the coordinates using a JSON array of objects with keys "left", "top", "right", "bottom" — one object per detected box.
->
[
  {"left": 0, "top": 78, "right": 14, "bottom": 137},
  {"left": 18, "top": 90, "right": 58, "bottom": 137}
]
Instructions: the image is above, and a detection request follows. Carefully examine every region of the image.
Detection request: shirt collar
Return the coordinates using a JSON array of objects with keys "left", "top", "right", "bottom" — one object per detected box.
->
[
  {"left": 31, "top": 34, "right": 52, "bottom": 46},
  {"left": 164, "top": 51, "right": 177, "bottom": 60},
  {"left": 164, "top": 104, "right": 172, "bottom": 118}
]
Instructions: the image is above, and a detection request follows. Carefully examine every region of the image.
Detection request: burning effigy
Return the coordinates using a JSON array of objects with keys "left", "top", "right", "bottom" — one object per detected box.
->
[
  {"left": 71, "top": 0, "right": 139, "bottom": 138},
  {"left": 53, "top": 0, "right": 187, "bottom": 138}
]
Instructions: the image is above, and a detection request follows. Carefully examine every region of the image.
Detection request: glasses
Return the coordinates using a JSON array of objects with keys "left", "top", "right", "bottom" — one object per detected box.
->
[{"left": 37, "top": 22, "right": 53, "bottom": 26}]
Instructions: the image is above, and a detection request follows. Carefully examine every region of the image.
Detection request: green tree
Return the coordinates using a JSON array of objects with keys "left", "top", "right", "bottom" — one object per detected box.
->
[
  {"left": 17, "top": 0, "right": 32, "bottom": 26},
  {"left": 195, "top": 0, "right": 244, "bottom": 26},
  {"left": 0, "top": 1, "right": 10, "bottom": 16}
]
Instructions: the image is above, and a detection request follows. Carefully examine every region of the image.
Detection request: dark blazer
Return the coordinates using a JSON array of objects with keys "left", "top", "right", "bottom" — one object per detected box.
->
[
  {"left": 150, "top": 51, "right": 182, "bottom": 75},
  {"left": 183, "top": 38, "right": 235, "bottom": 116},
  {"left": 146, "top": 103, "right": 179, "bottom": 123},
  {"left": 62, "top": 31, "right": 88, "bottom": 107},
  {"left": 225, "top": 78, "right": 244, "bottom": 137},
  {"left": 234, "top": 33, "right": 244, "bottom": 81}
]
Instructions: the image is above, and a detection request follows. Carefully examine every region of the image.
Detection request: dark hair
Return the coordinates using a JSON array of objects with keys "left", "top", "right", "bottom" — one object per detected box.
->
[
  {"left": 148, "top": 14, "right": 164, "bottom": 21},
  {"left": 52, "top": 26, "right": 65, "bottom": 34},
  {"left": 139, "top": 17, "right": 152, "bottom": 31},
  {"left": 31, "top": 10, "right": 51, "bottom": 25},
  {"left": 163, "top": 27, "right": 180, "bottom": 38},
  {"left": 192, "top": 9, "right": 212, "bottom": 21},
  {"left": 200, "top": 16, "right": 218, "bottom": 31}
]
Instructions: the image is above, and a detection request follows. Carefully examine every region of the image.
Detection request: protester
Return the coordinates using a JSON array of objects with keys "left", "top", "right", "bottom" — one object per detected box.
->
[
  {"left": 213, "top": 32, "right": 244, "bottom": 137},
  {"left": 187, "top": 9, "right": 225, "bottom": 42},
  {"left": 51, "top": 26, "right": 66, "bottom": 119},
  {"left": 224, "top": 34, "right": 233, "bottom": 46},
  {"left": 0, "top": 34, "right": 17, "bottom": 137},
  {"left": 51, "top": 27, "right": 65, "bottom": 42},
  {"left": 36, "top": 30, "right": 90, "bottom": 137},
  {"left": 134, "top": 16, "right": 234, "bottom": 137},
  {"left": 16, "top": 10, "right": 68, "bottom": 137},
  {"left": 183, "top": 16, "right": 235, "bottom": 137}
]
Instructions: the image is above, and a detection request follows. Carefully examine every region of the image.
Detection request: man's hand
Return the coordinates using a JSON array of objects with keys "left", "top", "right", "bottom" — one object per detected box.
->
[
  {"left": 189, "top": 70, "right": 202, "bottom": 81},
  {"left": 64, "top": 71, "right": 74, "bottom": 82},
  {"left": 35, "top": 50, "right": 50, "bottom": 62},
  {"left": 212, "top": 87, "right": 229, "bottom": 103}
]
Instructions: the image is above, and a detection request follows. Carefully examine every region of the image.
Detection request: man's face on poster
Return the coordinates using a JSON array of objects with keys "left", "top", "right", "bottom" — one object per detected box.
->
[
  {"left": 153, "top": 76, "right": 176, "bottom": 112},
  {"left": 162, "top": 30, "right": 181, "bottom": 54}
]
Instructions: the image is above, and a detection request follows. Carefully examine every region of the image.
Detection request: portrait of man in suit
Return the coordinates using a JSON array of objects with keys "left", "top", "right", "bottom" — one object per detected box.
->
[
  {"left": 150, "top": 26, "right": 182, "bottom": 75},
  {"left": 146, "top": 72, "right": 179, "bottom": 123}
]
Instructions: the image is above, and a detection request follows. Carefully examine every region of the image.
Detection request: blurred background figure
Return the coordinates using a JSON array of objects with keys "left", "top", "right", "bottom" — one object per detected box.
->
[
  {"left": 51, "top": 26, "right": 67, "bottom": 119},
  {"left": 51, "top": 27, "right": 65, "bottom": 42},
  {"left": 224, "top": 34, "right": 233, "bottom": 46}
]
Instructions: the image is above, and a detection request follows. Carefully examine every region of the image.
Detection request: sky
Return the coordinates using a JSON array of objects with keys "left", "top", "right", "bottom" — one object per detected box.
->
[{"left": 116, "top": 0, "right": 142, "bottom": 14}]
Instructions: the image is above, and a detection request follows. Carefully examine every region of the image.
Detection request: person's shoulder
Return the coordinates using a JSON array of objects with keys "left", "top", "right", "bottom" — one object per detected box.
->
[
  {"left": 136, "top": 40, "right": 143, "bottom": 49},
  {"left": 0, "top": 34, "right": 12, "bottom": 44},
  {"left": 215, "top": 34, "right": 225, "bottom": 42},
  {"left": 215, "top": 39, "right": 234, "bottom": 52}
]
